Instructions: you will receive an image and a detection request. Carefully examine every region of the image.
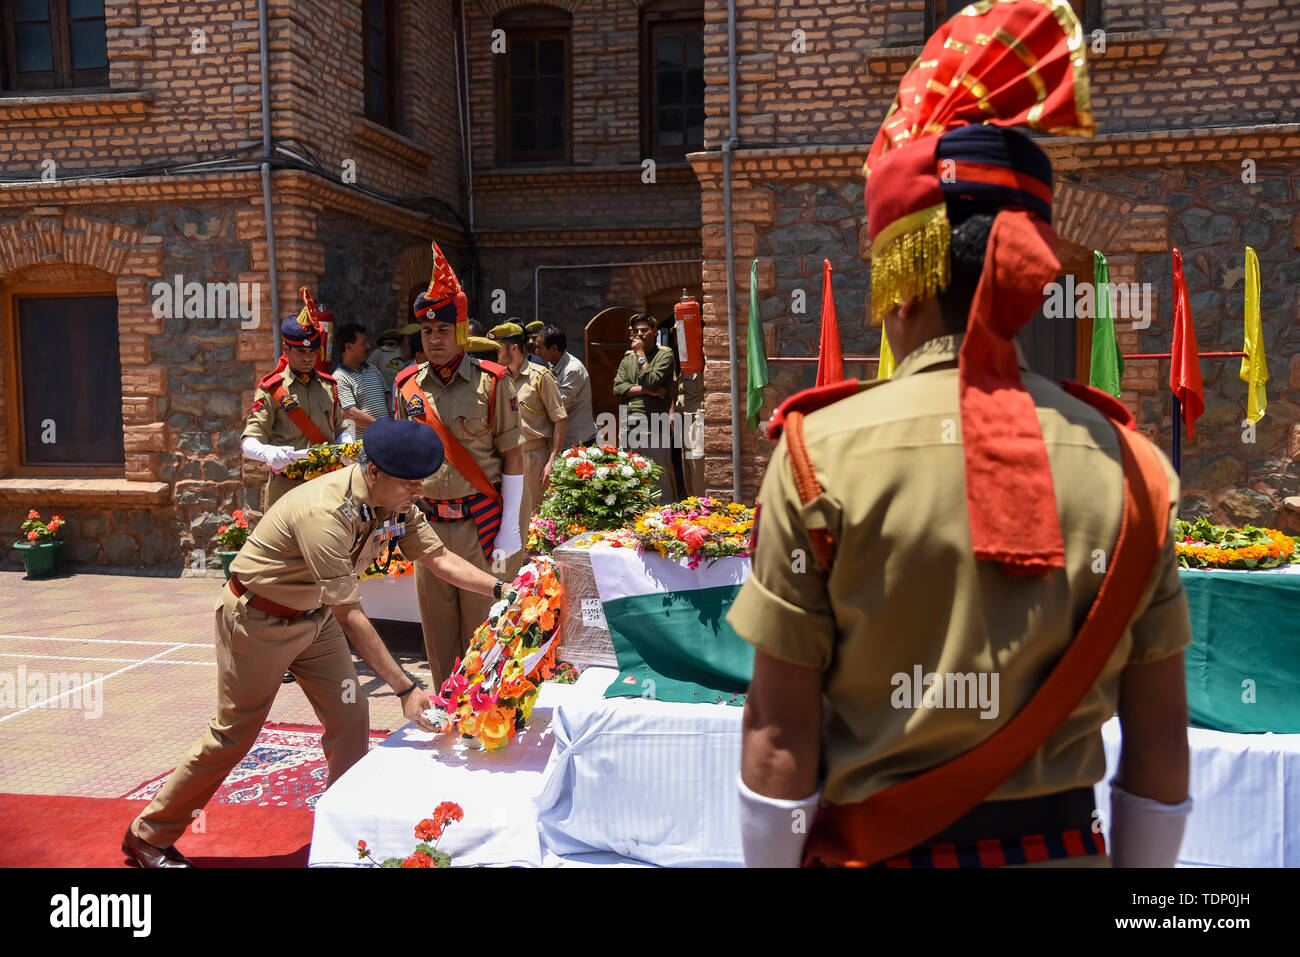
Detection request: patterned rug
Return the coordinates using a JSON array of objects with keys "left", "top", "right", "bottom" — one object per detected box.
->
[{"left": 122, "top": 722, "right": 390, "bottom": 811}]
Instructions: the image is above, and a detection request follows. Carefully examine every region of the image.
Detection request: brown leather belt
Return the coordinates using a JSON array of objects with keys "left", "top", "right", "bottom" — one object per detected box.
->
[
  {"left": 520, "top": 438, "right": 549, "bottom": 452},
  {"left": 228, "top": 574, "right": 316, "bottom": 621}
]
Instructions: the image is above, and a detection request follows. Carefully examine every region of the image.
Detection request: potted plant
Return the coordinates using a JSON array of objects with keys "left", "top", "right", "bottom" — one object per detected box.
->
[
  {"left": 16, "top": 510, "right": 67, "bottom": 578},
  {"left": 213, "top": 510, "right": 253, "bottom": 580}
]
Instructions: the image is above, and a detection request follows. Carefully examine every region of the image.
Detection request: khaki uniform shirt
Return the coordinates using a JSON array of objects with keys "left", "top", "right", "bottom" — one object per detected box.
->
[
  {"left": 727, "top": 334, "right": 1191, "bottom": 807},
  {"left": 242, "top": 366, "right": 343, "bottom": 449},
  {"left": 393, "top": 355, "right": 524, "bottom": 500},
  {"left": 230, "top": 463, "right": 443, "bottom": 611},
  {"left": 613, "top": 345, "right": 676, "bottom": 416},
  {"left": 513, "top": 361, "right": 568, "bottom": 448},
  {"left": 551, "top": 351, "right": 596, "bottom": 442}
]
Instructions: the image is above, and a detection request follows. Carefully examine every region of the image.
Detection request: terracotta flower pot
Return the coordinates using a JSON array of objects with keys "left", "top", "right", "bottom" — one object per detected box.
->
[{"left": 15, "top": 540, "right": 62, "bottom": 578}]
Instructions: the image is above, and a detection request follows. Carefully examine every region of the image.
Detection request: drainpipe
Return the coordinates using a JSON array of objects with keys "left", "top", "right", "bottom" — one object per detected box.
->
[
  {"left": 258, "top": 0, "right": 282, "bottom": 359},
  {"left": 455, "top": 0, "right": 474, "bottom": 233},
  {"left": 722, "top": 0, "right": 741, "bottom": 498}
]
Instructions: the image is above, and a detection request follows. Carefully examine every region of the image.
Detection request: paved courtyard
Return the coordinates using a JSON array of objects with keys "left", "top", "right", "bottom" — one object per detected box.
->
[{"left": 0, "top": 569, "right": 431, "bottom": 799}]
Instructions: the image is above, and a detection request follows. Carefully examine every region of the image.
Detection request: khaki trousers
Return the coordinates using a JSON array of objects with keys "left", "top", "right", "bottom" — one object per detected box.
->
[
  {"left": 131, "top": 587, "right": 369, "bottom": 849},
  {"left": 521, "top": 444, "right": 552, "bottom": 538},
  {"left": 415, "top": 519, "right": 523, "bottom": 689},
  {"left": 264, "top": 473, "right": 305, "bottom": 509},
  {"left": 678, "top": 411, "right": 706, "bottom": 498}
]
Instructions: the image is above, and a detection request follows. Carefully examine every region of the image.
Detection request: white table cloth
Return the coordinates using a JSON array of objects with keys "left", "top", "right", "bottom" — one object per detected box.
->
[
  {"left": 313, "top": 671, "right": 1298, "bottom": 867},
  {"left": 1093, "top": 717, "right": 1300, "bottom": 867},
  {"left": 358, "top": 575, "right": 420, "bottom": 622}
]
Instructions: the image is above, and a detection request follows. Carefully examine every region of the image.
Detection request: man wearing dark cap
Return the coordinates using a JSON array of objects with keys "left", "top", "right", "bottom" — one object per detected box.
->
[
  {"left": 394, "top": 242, "right": 527, "bottom": 687},
  {"left": 730, "top": 0, "right": 1191, "bottom": 869},
  {"left": 491, "top": 321, "right": 568, "bottom": 540},
  {"left": 242, "top": 291, "right": 346, "bottom": 508},
  {"left": 524, "top": 319, "right": 550, "bottom": 369},
  {"left": 123, "top": 419, "right": 510, "bottom": 867}
]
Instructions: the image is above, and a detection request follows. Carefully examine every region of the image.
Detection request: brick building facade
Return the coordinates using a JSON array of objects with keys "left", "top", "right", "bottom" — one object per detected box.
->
[
  {"left": 0, "top": 0, "right": 466, "bottom": 570},
  {"left": 2, "top": 0, "right": 1297, "bottom": 573},
  {"left": 688, "top": 0, "right": 1300, "bottom": 529}
]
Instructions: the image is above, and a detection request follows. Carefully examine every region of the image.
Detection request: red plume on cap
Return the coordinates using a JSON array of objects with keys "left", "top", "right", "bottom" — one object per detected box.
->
[
  {"left": 419, "top": 241, "right": 469, "bottom": 347},
  {"left": 296, "top": 287, "right": 323, "bottom": 333}
]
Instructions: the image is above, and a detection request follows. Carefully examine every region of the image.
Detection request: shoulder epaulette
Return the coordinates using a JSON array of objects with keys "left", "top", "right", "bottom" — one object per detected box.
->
[
  {"left": 316, "top": 369, "right": 337, "bottom": 384},
  {"left": 474, "top": 358, "right": 507, "bottom": 380},
  {"left": 257, "top": 367, "right": 287, "bottom": 391},
  {"left": 1059, "top": 380, "right": 1137, "bottom": 431},
  {"left": 394, "top": 363, "right": 422, "bottom": 389},
  {"left": 766, "top": 379, "right": 881, "bottom": 440}
]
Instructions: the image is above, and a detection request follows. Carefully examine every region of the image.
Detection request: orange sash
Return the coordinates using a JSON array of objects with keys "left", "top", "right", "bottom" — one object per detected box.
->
[
  {"left": 788, "top": 392, "right": 1169, "bottom": 867},
  {"left": 264, "top": 376, "right": 329, "bottom": 446},
  {"left": 397, "top": 376, "right": 501, "bottom": 505}
]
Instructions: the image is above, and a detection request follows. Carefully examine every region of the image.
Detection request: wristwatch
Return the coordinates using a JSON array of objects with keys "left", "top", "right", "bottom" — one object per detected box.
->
[
  {"left": 637, "top": 356, "right": 647, "bottom": 365},
  {"left": 493, "top": 578, "right": 508, "bottom": 599}
]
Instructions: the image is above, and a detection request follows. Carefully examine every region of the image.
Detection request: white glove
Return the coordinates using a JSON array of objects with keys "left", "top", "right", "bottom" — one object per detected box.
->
[
  {"left": 737, "top": 772, "right": 821, "bottom": 868},
  {"left": 1109, "top": 782, "right": 1192, "bottom": 868},
  {"left": 242, "top": 437, "right": 310, "bottom": 474},
  {"left": 492, "top": 473, "right": 525, "bottom": 560}
]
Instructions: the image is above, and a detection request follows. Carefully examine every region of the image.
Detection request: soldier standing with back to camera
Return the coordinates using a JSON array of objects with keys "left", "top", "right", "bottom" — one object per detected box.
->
[{"left": 729, "top": 0, "right": 1192, "bottom": 869}]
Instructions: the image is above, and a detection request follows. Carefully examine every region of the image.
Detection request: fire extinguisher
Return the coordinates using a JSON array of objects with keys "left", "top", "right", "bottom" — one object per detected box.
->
[
  {"left": 674, "top": 289, "right": 704, "bottom": 375},
  {"left": 314, "top": 306, "right": 335, "bottom": 375}
]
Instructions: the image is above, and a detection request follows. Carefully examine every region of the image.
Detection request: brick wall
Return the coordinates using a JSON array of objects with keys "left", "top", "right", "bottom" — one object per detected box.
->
[{"left": 691, "top": 0, "right": 1300, "bottom": 519}]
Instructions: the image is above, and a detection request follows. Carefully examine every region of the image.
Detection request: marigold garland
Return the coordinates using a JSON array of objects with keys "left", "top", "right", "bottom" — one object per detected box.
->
[
  {"left": 280, "top": 441, "right": 362, "bottom": 481},
  {"left": 424, "top": 557, "right": 564, "bottom": 751},
  {"left": 631, "top": 497, "right": 756, "bottom": 570},
  {"left": 1175, "top": 517, "right": 1299, "bottom": 570}
]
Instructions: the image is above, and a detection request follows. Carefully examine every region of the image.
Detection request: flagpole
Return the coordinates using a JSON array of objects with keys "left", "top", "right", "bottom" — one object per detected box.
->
[{"left": 1172, "top": 401, "right": 1181, "bottom": 476}]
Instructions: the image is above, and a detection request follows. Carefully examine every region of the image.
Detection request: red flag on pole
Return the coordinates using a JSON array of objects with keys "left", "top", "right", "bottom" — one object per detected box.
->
[
  {"left": 1169, "top": 247, "right": 1205, "bottom": 440},
  {"left": 816, "top": 259, "right": 844, "bottom": 387}
]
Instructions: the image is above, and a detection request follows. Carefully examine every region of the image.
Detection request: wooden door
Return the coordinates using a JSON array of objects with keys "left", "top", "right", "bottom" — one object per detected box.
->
[{"left": 585, "top": 307, "right": 637, "bottom": 423}]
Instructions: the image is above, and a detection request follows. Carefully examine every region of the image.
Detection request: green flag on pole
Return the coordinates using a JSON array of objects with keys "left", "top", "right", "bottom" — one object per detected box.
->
[
  {"left": 1089, "top": 250, "right": 1124, "bottom": 397},
  {"left": 745, "top": 259, "right": 770, "bottom": 431}
]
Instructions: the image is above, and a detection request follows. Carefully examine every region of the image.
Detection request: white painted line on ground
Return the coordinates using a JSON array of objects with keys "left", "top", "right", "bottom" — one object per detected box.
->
[
  {"left": 0, "top": 642, "right": 188, "bottom": 725},
  {"left": 0, "top": 634, "right": 209, "bottom": 647},
  {"left": 0, "top": 652, "right": 215, "bottom": 665}
]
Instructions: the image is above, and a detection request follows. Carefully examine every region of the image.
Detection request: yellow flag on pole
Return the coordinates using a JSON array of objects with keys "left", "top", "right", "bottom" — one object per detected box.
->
[
  {"left": 877, "top": 325, "right": 896, "bottom": 380},
  {"left": 1239, "top": 246, "right": 1268, "bottom": 423}
]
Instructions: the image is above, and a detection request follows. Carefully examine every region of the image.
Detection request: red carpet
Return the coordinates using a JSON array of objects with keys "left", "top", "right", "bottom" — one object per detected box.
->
[
  {"left": 1, "top": 722, "right": 393, "bottom": 868},
  {"left": 0, "top": 794, "right": 315, "bottom": 868}
]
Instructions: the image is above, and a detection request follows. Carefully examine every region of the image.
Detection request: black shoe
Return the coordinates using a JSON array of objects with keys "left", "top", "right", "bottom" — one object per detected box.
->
[
  {"left": 122, "top": 827, "right": 195, "bottom": 868},
  {"left": 282, "top": 670, "right": 295, "bottom": 684}
]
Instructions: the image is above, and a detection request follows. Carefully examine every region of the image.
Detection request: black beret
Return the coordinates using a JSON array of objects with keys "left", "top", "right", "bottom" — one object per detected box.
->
[{"left": 362, "top": 419, "right": 444, "bottom": 480}]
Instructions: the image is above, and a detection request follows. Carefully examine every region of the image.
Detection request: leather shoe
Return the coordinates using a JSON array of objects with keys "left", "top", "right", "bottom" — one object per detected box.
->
[
  {"left": 282, "top": 670, "right": 296, "bottom": 684},
  {"left": 122, "top": 826, "right": 194, "bottom": 868}
]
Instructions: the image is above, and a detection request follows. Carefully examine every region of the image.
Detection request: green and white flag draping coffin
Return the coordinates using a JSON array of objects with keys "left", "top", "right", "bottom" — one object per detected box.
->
[{"left": 587, "top": 542, "right": 754, "bottom": 706}]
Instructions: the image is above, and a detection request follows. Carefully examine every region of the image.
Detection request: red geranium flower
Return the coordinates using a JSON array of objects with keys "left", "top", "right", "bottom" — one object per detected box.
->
[
  {"left": 401, "top": 851, "right": 435, "bottom": 868},
  {"left": 27, "top": 510, "right": 39, "bottom": 520},
  {"left": 414, "top": 818, "right": 442, "bottom": 842},
  {"left": 232, "top": 509, "right": 244, "bottom": 520},
  {"left": 433, "top": 801, "right": 464, "bottom": 825},
  {"left": 27, "top": 531, "right": 39, "bottom": 541},
  {"left": 218, "top": 525, "right": 228, "bottom": 535}
]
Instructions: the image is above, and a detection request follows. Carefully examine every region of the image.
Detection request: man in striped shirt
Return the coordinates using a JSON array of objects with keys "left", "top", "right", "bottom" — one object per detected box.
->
[{"left": 334, "top": 323, "right": 392, "bottom": 438}]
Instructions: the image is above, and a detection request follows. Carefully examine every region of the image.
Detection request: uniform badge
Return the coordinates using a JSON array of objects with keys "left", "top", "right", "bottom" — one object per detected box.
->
[
  {"left": 359, "top": 502, "right": 373, "bottom": 522},
  {"left": 509, "top": 396, "right": 518, "bottom": 413},
  {"left": 406, "top": 393, "right": 426, "bottom": 417},
  {"left": 278, "top": 393, "right": 300, "bottom": 413},
  {"left": 250, "top": 397, "right": 265, "bottom": 413}
]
